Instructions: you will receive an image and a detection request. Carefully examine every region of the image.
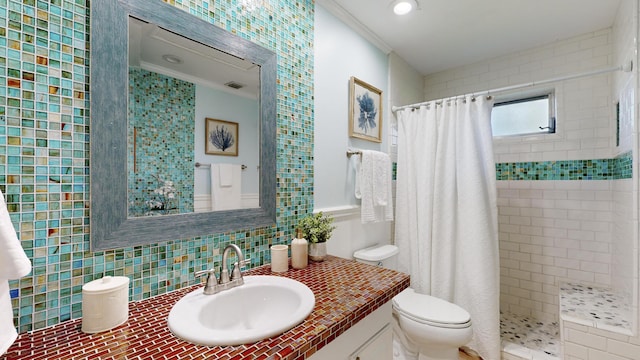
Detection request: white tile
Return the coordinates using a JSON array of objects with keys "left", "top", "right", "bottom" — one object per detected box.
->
[
  {"left": 567, "top": 269, "right": 595, "bottom": 282},
  {"left": 544, "top": 191, "right": 569, "bottom": 200},
  {"left": 564, "top": 342, "right": 589, "bottom": 359},
  {"left": 607, "top": 339, "right": 640, "bottom": 359},
  {"left": 556, "top": 200, "right": 583, "bottom": 210},
  {"left": 554, "top": 219, "right": 582, "bottom": 230},
  {"left": 568, "top": 230, "right": 595, "bottom": 241},
  {"left": 586, "top": 348, "right": 630, "bottom": 360},
  {"left": 579, "top": 261, "right": 609, "bottom": 274},
  {"left": 503, "top": 342, "right": 534, "bottom": 359},
  {"left": 566, "top": 328, "right": 607, "bottom": 350},
  {"left": 531, "top": 254, "right": 555, "bottom": 266}
]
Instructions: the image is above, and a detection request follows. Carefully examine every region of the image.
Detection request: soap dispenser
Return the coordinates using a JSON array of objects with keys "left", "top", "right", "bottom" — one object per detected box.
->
[{"left": 291, "top": 228, "right": 308, "bottom": 269}]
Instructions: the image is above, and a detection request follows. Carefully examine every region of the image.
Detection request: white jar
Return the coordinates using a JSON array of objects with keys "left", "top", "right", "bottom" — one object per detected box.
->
[{"left": 81, "top": 276, "right": 129, "bottom": 333}]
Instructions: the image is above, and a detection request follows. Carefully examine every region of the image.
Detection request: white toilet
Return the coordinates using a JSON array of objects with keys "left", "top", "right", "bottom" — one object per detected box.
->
[{"left": 353, "top": 244, "right": 473, "bottom": 360}]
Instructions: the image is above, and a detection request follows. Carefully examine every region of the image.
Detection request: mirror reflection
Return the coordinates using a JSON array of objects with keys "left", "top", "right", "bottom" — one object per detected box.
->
[{"left": 126, "top": 17, "right": 260, "bottom": 217}]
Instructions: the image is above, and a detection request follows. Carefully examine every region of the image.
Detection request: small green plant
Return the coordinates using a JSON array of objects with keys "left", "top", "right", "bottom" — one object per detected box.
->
[{"left": 298, "top": 212, "right": 336, "bottom": 243}]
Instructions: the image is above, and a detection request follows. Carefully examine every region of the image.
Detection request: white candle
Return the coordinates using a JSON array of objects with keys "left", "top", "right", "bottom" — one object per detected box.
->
[{"left": 270, "top": 244, "right": 289, "bottom": 272}]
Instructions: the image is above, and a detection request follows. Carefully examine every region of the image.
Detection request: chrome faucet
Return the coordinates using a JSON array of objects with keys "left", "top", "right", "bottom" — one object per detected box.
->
[
  {"left": 220, "top": 243, "right": 244, "bottom": 286},
  {"left": 194, "top": 244, "right": 247, "bottom": 295}
]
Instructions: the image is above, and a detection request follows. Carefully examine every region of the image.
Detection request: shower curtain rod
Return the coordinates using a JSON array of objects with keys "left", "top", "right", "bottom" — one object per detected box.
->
[{"left": 391, "top": 62, "right": 633, "bottom": 113}]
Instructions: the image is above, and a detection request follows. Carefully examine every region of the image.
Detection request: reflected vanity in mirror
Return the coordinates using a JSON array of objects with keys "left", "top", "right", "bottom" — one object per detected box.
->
[{"left": 91, "top": 0, "right": 276, "bottom": 250}]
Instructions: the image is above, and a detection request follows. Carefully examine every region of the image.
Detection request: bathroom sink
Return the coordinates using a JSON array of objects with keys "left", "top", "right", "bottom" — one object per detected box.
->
[{"left": 167, "top": 275, "right": 315, "bottom": 346}]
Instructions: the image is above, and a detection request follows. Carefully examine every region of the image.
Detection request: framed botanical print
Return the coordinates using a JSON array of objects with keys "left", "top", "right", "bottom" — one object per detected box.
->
[
  {"left": 205, "top": 118, "right": 239, "bottom": 156},
  {"left": 349, "top": 76, "right": 382, "bottom": 143}
]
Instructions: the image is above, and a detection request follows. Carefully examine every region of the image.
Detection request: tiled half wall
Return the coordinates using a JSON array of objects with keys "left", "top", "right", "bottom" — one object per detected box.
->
[{"left": 497, "top": 152, "right": 633, "bottom": 323}]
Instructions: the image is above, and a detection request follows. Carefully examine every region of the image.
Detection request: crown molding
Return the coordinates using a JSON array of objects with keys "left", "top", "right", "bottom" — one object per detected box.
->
[{"left": 316, "top": 0, "right": 393, "bottom": 54}]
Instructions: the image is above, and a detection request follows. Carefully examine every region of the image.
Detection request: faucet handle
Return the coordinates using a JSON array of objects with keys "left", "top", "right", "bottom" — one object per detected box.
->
[
  {"left": 239, "top": 256, "right": 251, "bottom": 268},
  {"left": 195, "top": 268, "right": 219, "bottom": 295},
  {"left": 230, "top": 262, "right": 245, "bottom": 284},
  {"left": 230, "top": 256, "right": 250, "bottom": 283},
  {"left": 195, "top": 268, "right": 216, "bottom": 279}
]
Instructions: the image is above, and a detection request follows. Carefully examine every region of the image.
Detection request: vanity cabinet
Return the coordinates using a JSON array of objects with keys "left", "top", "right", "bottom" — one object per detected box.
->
[
  {"left": 309, "top": 301, "right": 393, "bottom": 360},
  {"left": 350, "top": 323, "right": 392, "bottom": 360}
]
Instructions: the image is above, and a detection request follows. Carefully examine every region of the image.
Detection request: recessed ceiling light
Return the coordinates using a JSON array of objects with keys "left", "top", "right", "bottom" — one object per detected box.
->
[
  {"left": 162, "top": 54, "right": 183, "bottom": 64},
  {"left": 392, "top": 0, "right": 418, "bottom": 15}
]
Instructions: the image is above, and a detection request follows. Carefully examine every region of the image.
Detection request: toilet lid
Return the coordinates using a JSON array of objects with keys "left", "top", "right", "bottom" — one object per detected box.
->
[{"left": 392, "top": 288, "right": 471, "bottom": 327}]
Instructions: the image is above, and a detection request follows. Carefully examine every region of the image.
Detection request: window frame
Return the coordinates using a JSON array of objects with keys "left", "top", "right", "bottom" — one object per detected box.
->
[{"left": 492, "top": 91, "right": 556, "bottom": 137}]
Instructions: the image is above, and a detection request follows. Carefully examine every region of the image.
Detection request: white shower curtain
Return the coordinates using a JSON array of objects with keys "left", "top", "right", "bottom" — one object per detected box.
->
[{"left": 395, "top": 96, "right": 500, "bottom": 360}]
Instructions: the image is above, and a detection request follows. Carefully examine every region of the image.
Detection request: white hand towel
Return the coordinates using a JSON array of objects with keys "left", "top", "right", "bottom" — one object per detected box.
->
[
  {"left": 0, "top": 190, "right": 31, "bottom": 355},
  {"left": 355, "top": 150, "right": 394, "bottom": 223},
  {"left": 218, "top": 163, "right": 234, "bottom": 188},
  {"left": 210, "top": 164, "right": 242, "bottom": 211}
]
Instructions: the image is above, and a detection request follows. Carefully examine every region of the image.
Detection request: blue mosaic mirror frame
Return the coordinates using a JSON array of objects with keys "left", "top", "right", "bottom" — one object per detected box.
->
[{"left": 90, "top": 0, "right": 277, "bottom": 250}]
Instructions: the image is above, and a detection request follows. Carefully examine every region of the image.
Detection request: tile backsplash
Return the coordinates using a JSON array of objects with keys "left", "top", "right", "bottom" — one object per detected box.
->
[{"left": 1, "top": 0, "right": 314, "bottom": 332}]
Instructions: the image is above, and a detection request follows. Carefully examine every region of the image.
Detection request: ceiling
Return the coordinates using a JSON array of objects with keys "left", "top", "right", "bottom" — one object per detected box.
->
[
  {"left": 128, "top": 17, "right": 260, "bottom": 99},
  {"left": 320, "top": 0, "right": 623, "bottom": 75}
]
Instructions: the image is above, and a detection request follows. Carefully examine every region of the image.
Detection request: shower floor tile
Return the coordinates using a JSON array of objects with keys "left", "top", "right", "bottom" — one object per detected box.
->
[{"left": 500, "top": 312, "right": 560, "bottom": 359}]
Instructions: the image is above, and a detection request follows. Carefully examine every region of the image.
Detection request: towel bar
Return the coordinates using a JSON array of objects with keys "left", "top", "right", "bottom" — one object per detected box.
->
[
  {"left": 195, "top": 162, "right": 247, "bottom": 170},
  {"left": 346, "top": 150, "right": 362, "bottom": 157}
]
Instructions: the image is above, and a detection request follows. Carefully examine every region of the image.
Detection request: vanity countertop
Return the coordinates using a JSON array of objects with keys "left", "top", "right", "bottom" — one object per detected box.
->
[{"left": 2, "top": 255, "right": 410, "bottom": 360}]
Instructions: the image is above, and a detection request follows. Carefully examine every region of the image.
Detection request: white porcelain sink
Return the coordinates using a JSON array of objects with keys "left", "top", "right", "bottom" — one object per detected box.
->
[{"left": 167, "top": 275, "right": 315, "bottom": 346}]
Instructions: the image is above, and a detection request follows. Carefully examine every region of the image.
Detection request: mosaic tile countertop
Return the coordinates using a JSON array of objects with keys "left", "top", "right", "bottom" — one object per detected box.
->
[
  {"left": 2, "top": 256, "right": 409, "bottom": 360},
  {"left": 560, "top": 282, "right": 633, "bottom": 335}
]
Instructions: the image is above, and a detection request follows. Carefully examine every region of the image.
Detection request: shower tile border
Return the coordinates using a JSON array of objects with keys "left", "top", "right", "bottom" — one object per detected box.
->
[
  {"left": 495, "top": 151, "right": 632, "bottom": 181},
  {"left": 392, "top": 150, "right": 632, "bottom": 182}
]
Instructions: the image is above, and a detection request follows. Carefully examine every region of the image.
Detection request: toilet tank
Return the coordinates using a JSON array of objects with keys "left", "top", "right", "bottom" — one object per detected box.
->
[{"left": 353, "top": 244, "right": 399, "bottom": 270}]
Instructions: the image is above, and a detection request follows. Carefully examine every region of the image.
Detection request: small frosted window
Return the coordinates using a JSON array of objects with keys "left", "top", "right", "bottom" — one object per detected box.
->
[{"left": 491, "top": 95, "right": 555, "bottom": 137}]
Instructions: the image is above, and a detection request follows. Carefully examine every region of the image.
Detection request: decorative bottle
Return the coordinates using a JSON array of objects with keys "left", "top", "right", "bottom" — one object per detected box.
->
[{"left": 291, "top": 228, "right": 308, "bottom": 269}]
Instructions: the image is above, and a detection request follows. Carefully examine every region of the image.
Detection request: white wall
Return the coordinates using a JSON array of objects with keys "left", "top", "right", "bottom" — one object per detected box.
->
[
  {"left": 388, "top": 52, "right": 425, "bottom": 113},
  {"left": 314, "top": 4, "right": 389, "bottom": 210},
  {"left": 314, "top": 4, "right": 395, "bottom": 258},
  {"left": 194, "top": 84, "right": 260, "bottom": 195},
  {"left": 387, "top": 52, "right": 424, "bottom": 158}
]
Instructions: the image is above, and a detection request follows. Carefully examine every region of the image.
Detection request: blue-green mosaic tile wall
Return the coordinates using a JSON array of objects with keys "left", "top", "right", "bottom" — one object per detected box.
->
[
  {"left": 127, "top": 68, "right": 195, "bottom": 216},
  {"left": 495, "top": 151, "right": 633, "bottom": 181},
  {"left": 613, "top": 151, "right": 633, "bottom": 179},
  {"left": 1, "top": 0, "right": 314, "bottom": 333},
  {"left": 393, "top": 151, "right": 633, "bottom": 182}
]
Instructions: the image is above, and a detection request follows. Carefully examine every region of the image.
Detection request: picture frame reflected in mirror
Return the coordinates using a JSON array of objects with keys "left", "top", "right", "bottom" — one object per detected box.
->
[{"left": 206, "top": 118, "right": 239, "bottom": 156}]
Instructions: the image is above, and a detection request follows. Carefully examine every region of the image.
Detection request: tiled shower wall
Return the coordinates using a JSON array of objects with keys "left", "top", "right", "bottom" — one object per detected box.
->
[
  {"left": 497, "top": 179, "right": 615, "bottom": 321},
  {"left": 1, "top": 0, "right": 315, "bottom": 332},
  {"left": 424, "top": 15, "right": 636, "bottom": 325},
  {"left": 611, "top": 0, "right": 638, "bottom": 311}
]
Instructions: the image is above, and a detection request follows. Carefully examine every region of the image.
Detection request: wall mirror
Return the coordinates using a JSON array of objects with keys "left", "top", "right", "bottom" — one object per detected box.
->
[{"left": 91, "top": 0, "right": 276, "bottom": 251}]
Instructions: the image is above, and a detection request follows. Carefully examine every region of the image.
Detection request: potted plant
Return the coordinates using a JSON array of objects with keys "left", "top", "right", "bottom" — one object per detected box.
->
[{"left": 298, "top": 212, "right": 336, "bottom": 261}]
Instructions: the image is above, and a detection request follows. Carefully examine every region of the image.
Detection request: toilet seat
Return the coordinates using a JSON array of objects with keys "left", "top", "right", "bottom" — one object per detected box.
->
[{"left": 392, "top": 288, "right": 471, "bottom": 329}]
